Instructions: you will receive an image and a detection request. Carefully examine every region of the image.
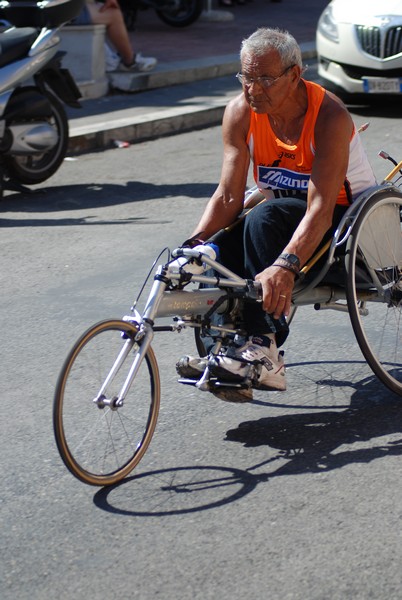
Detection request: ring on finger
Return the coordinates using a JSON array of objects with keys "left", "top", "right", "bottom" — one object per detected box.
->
[{"left": 279, "top": 294, "right": 287, "bottom": 299}]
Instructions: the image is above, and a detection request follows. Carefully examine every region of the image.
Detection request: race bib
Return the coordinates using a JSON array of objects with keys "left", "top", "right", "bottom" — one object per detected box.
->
[{"left": 257, "top": 166, "right": 310, "bottom": 191}]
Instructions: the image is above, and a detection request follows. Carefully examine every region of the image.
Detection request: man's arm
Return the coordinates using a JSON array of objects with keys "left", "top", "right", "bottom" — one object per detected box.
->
[
  {"left": 283, "top": 93, "right": 353, "bottom": 265},
  {"left": 189, "top": 94, "right": 251, "bottom": 241},
  {"left": 256, "top": 93, "right": 354, "bottom": 318}
]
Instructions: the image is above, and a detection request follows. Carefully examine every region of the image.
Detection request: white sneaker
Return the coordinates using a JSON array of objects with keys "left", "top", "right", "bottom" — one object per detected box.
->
[
  {"left": 118, "top": 53, "right": 157, "bottom": 73},
  {"left": 176, "top": 354, "right": 253, "bottom": 402},
  {"left": 209, "top": 335, "right": 286, "bottom": 391}
]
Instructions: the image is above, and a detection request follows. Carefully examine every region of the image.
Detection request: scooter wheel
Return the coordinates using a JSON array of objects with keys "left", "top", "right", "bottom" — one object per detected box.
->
[{"left": 5, "top": 89, "right": 69, "bottom": 185}]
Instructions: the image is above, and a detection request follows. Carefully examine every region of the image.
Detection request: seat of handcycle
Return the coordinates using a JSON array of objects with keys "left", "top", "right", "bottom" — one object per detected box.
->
[
  {"left": 243, "top": 187, "right": 379, "bottom": 292},
  {"left": 295, "top": 241, "right": 374, "bottom": 295}
]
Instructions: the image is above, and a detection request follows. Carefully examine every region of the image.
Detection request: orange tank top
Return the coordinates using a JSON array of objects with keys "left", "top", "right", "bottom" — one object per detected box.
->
[{"left": 247, "top": 80, "right": 357, "bottom": 205}]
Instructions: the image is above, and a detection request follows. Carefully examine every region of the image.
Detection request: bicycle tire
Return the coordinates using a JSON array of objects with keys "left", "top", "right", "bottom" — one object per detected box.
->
[
  {"left": 53, "top": 319, "right": 160, "bottom": 486},
  {"left": 345, "top": 190, "right": 402, "bottom": 396}
]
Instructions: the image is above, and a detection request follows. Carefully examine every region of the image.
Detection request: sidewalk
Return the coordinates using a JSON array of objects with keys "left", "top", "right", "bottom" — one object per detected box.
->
[{"left": 67, "top": 0, "right": 327, "bottom": 153}]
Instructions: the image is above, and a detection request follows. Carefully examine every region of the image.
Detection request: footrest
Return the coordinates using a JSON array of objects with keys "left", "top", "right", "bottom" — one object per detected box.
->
[
  {"left": 213, "top": 380, "right": 250, "bottom": 390},
  {"left": 177, "top": 378, "right": 199, "bottom": 386},
  {"left": 177, "top": 376, "right": 251, "bottom": 391}
]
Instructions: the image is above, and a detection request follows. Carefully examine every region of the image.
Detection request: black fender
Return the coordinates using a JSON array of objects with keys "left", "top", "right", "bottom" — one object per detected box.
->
[{"left": 35, "top": 52, "right": 82, "bottom": 109}]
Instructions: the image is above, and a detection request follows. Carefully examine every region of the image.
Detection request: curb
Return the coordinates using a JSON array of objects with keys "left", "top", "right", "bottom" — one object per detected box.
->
[
  {"left": 68, "top": 103, "right": 231, "bottom": 155},
  {"left": 68, "top": 43, "right": 317, "bottom": 155},
  {"left": 107, "top": 54, "right": 241, "bottom": 94}
]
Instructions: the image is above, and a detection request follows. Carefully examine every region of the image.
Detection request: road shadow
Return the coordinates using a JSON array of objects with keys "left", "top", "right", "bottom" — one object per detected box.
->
[
  {"left": 226, "top": 380, "right": 402, "bottom": 476},
  {"left": 251, "top": 359, "right": 399, "bottom": 410},
  {"left": 93, "top": 368, "right": 402, "bottom": 516},
  {"left": 0, "top": 180, "right": 214, "bottom": 226}
]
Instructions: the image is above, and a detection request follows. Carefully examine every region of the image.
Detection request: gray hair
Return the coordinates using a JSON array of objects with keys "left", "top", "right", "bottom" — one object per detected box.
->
[{"left": 240, "top": 28, "right": 302, "bottom": 69}]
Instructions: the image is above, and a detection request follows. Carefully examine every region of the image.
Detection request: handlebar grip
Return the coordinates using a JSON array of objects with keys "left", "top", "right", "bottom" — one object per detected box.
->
[{"left": 246, "top": 280, "right": 262, "bottom": 302}]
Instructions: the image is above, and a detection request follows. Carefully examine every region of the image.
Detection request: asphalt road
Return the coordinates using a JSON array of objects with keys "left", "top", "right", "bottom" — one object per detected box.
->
[{"left": 1, "top": 93, "right": 402, "bottom": 600}]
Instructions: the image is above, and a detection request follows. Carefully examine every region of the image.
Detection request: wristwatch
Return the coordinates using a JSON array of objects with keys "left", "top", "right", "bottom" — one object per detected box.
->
[
  {"left": 272, "top": 253, "right": 301, "bottom": 278},
  {"left": 278, "top": 253, "right": 301, "bottom": 269}
]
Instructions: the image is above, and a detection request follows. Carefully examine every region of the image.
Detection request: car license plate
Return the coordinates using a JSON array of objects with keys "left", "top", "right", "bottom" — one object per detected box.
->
[{"left": 363, "top": 77, "right": 402, "bottom": 93}]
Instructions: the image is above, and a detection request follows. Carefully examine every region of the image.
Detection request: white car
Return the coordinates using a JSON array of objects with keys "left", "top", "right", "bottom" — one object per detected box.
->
[{"left": 316, "top": 0, "right": 402, "bottom": 95}]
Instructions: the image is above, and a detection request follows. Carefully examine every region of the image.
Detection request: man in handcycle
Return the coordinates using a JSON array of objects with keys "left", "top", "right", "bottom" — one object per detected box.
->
[{"left": 176, "top": 27, "right": 376, "bottom": 402}]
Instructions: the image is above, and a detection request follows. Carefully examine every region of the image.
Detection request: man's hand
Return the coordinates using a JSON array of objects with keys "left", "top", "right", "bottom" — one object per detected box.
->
[{"left": 255, "top": 266, "right": 296, "bottom": 319}]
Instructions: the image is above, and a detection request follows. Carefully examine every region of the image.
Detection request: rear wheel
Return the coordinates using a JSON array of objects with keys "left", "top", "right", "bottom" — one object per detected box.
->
[
  {"left": 345, "top": 190, "right": 402, "bottom": 396},
  {"left": 156, "top": 0, "right": 203, "bottom": 27},
  {"left": 53, "top": 319, "right": 160, "bottom": 486},
  {"left": 122, "top": 8, "right": 138, "bottom": 30}
]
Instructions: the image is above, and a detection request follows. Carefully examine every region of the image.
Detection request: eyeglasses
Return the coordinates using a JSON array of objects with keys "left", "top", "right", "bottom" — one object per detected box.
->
[{"left": 236, "top": 64, "right": 295, "bottom": 88}]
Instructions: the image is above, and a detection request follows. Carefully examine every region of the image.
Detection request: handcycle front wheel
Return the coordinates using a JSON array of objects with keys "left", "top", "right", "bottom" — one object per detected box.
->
[
  {"left": 345, "top": 190, "right": 402, "bottom": 396},
  {"left": 53, "top": 319, "right": 160, "bottom": 486}
]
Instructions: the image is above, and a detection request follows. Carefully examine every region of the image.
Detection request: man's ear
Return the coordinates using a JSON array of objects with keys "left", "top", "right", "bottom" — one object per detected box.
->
[{"left": 291, "top": 65, "right": 302, "bottom": 83}]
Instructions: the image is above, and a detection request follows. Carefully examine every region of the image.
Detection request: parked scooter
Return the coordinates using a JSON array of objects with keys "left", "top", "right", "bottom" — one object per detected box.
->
[
  {"left": 0, "top": 0, "right": 83, "bottom": 196},
  {"left": 118, "top": 0, "right": 204, "bottom": 30}
]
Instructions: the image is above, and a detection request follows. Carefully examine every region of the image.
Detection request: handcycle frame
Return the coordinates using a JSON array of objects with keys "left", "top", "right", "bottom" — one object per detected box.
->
[
  {"left": 125, "top": 177, "right": 402, "bottom": 374},
  {"left": 53, "top": 158, "right": 402, "bottom": 486}
]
